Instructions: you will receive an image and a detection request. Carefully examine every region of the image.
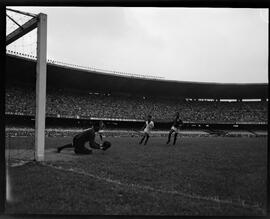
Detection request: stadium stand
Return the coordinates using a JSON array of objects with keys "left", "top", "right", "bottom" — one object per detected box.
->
[{"left": 5, "top": 85, "right": 268, "bottom": 123}]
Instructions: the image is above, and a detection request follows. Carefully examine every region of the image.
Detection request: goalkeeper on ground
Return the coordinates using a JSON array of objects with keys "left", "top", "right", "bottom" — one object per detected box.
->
[{"left": 57, "top": 121, "right": 111, "bottom": 154}]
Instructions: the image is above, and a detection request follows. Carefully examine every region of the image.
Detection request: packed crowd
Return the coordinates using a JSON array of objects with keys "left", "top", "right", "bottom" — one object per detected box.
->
[
  {"left": 5, "top": 86, "right": 268, "bottom": 123},
  {"left": 5, "top": 127, "right": 79, "bottom": 137}
]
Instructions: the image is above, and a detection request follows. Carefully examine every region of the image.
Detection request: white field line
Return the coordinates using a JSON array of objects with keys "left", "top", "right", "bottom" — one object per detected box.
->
[
  {"left": 42, "top": 162, "right": 265, "bottom": 214},
  {"left": 8, "top": 160, "right": 32, "bottom": 167}
]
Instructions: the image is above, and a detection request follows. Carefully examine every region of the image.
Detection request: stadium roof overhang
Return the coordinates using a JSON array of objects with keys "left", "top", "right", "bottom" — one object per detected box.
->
[{"left": 6, "top": 54, "right": 268, "bottom": 99}]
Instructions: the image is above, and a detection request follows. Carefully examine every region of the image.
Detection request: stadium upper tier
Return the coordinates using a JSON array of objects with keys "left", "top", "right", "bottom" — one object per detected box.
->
[
  {"left": 5, "top": 86, "right": 268, "bottom": 123},
  {"left": 6, "top": 53, "right": 268, "bottom": 99}
]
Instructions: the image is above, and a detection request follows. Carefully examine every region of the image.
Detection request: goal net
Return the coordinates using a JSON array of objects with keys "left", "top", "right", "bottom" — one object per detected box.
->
[{"left": 6, "top": 8, "right": 47, "bottom": 165}]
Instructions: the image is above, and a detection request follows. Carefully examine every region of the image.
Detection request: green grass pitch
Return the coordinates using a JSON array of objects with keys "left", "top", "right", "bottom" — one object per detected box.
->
[{"left": 5, "top": 136, "right": 267, "bottom": 215}]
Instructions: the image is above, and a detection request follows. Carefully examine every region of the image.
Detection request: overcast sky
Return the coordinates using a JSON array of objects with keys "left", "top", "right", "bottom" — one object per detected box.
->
[{"left": 7, "top": 7, "right": 268, "bottom": 83}]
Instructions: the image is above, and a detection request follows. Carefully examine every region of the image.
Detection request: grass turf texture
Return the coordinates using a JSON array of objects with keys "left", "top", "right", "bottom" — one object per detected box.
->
[{"left": 5, "top": 136, "right": 267, "bottom": 215}]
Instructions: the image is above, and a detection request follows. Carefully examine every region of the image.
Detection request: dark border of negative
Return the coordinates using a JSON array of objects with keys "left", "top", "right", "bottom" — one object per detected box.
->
[{"left": 0, "top": 1, "right": 269, "bottom": 219}]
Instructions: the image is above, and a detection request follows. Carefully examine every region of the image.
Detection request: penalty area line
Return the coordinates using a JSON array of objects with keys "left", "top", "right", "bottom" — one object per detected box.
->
[{"left": 42, "top": 162, "right": 265, "bottom": 214}]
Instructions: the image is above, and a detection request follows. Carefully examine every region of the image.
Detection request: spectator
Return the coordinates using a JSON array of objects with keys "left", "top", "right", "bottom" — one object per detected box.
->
[{"left": 5, "top": 85, "right": 268, "bottom": 123}]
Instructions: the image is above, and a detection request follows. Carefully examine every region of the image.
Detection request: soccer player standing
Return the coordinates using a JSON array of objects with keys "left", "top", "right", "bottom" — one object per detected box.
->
[
  {"left": 139, "top": 115, "right": 154, "bottom": 145},
  {"left": 166, "top": 112, "right": 183, "bottom": 145},
  {"left": 57, "top": 121, "right": 111, "bottom": 154}
]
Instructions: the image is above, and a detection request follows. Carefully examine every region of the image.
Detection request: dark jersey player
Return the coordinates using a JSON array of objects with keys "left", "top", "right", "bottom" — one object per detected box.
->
[
  {"left": 57, "top": 121, "right": 111, "bottom": 154},
  {"left": 166, "top": 112, "right": 183, "bottom": 145}
]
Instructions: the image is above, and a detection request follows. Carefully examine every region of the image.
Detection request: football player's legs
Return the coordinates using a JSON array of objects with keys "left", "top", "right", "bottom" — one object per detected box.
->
[
  {"left": 139, "top": 132, "right": 146, "bottom": 144},
  {"left": 57, "top": 136, "right": 77, "bottom": 153},
  {"left": 173, "top": 132, "right": 178, "bottom": 145},
  {"left": 57, "top": 143, "right": 73, "bottom": 153},
  {"left": 74, "top": 140, "right": 92, "bottom": 154},
  {"left": 173, "top": 128, "right": 180, "bottom": 145},
  {"left": 75, "top": 147, "right": 92, "bottom": 154},
  {"left": 167, "top": 128, "right": 175, "bottom": 144},
  {"left": 144, "top": 133, "right": 150, "bottom": 145}
]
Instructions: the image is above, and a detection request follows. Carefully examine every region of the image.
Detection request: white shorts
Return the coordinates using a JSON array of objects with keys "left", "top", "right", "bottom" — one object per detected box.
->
[
  {"left": 171, "top": 126, "right": 179, "bottom": 133},
  {"left": 143, "top": 128, "right": 151, "bottom": 135}
]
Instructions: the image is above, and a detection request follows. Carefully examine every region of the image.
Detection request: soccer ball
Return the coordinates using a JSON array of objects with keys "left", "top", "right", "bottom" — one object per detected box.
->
[{"left": 101, "top": 141, "right": 111, "bottom": 151}]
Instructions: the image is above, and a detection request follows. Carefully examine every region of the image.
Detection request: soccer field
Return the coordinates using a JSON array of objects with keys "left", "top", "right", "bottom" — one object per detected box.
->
[{"left": 5, "top": 136, "right": 267, "bottom": 215}]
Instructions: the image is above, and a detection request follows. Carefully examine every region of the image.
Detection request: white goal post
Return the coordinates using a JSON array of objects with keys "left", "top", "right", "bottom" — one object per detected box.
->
[
  {"left": 6, "top": 8, "right": 47, "bottom": 161},
  {"left": 35, "top": 13, "right": 47, "bottom": 161}
]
